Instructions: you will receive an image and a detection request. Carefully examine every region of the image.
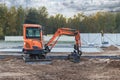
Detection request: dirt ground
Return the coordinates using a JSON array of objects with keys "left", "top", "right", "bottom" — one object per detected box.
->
[{"left": 0, "top": 46, "right": 120, "bottom": 80}]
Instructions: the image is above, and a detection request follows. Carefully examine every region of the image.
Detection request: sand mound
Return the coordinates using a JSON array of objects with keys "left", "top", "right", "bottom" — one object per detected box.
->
[{"left": 103, "top": 45, "right": 119, "bottom": 51}]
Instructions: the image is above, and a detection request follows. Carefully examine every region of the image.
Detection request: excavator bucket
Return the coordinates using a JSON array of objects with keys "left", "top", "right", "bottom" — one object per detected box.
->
[{"left": 68, "top": 50, "right": 82, "bottom": 63}]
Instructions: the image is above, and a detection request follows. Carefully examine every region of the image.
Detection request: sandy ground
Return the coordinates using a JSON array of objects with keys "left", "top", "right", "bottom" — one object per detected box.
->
[{"left": 0, "top": 46, "right": 120, "bottom": 80}]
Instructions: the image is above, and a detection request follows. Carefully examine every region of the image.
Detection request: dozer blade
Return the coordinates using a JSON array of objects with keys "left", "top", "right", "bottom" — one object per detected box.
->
[
  {"left": 22, "top": 54, "right": 52, "bottom": 64},
  {"left": 25, "top": 59, "right": 52, "bottom": 64},
  {"left": 24, "top": 58, "right": 51, "bottom": 62}
]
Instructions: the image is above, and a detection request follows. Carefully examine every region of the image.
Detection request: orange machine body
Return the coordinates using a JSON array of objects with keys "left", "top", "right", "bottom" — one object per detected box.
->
[
  {"left": 23, "top": 24, "right": 82, "bottom": 61},
  {"left": 23, "top": 24, "right": 43, "bottom": 54}
]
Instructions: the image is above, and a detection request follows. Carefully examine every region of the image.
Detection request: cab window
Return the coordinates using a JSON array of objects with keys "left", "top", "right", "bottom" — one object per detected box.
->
[{"left": 26, "top": 27, "right": 41, "bottom": 39}]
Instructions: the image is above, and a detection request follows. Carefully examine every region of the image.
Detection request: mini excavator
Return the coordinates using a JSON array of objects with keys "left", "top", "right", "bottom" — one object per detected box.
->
[{"left": 22, "top": 24, "right": 82, "bottom": 63}]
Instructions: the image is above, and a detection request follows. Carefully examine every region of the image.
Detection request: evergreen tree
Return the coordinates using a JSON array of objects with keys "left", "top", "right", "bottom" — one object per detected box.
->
[
  {"left": 16, "top": 6, "right": 25, "bottom": 35},
  {"left": 25, "top": 8, "right": 39, "bottom": 24}
]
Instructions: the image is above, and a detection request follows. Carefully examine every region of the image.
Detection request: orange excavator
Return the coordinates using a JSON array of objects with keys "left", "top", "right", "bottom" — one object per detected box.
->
[{"left": 22, "top": 24, "right": 82, "bottom": 62}]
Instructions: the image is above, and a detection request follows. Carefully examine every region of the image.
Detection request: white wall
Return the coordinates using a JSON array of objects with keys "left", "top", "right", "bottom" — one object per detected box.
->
[
  {"left": 5, "top": 33, "right": 120, "bottom": 46},
  {"left": 5, "top": 36, "right": 23, "bottom": 41}
]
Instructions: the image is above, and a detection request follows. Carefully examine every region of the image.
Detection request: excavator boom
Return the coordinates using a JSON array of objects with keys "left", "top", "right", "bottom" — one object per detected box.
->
[
  {"left": 44, "top": 28, "right": 82, "bottom": 62},
  {"left": 45, "top": 28, "right": 81, "bottom": 51}
]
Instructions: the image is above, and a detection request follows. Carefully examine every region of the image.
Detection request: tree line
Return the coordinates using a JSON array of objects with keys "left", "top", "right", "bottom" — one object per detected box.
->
[{"left": 0, "top": 4, "right": 120, "bottom": 39}]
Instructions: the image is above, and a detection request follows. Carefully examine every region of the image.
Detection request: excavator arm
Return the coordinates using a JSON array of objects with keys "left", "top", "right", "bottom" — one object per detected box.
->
[
  {"left": 45, "top": 28, "right": 81, "bottom": 51},
  {"left": 44, "top": 28, "right": 82, "bottom": 62}
]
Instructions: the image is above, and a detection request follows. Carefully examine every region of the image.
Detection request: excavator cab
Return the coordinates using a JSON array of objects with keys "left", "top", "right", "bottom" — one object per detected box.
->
[
  {"left": 23, "top": 24, "right": 46, "bottom": 61},
  {"left": 23, "top": 24, "right": 43, "bottom": 49},
  {"left": 23, "top": 24, "right": 82, "bottom": 63}
]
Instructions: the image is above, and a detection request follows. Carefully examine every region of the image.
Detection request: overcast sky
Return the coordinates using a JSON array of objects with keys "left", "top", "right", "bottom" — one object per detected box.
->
[{"left": 0, "top": 0, "right": 120, "bottom": 17}]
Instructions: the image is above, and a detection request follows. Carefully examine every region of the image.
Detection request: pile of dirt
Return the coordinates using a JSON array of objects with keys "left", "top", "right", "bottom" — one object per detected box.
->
[
  {"left": 105, "top": 60, "right": 120, "bottom": 68},
  {"left": 103, "top": 45, "right": 119, "bottom": 51}
]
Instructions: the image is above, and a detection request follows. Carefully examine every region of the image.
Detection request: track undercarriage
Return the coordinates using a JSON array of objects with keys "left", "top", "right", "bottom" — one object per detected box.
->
[{"left": 22, "top": 50, "right": 82, "bottom": 63}]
